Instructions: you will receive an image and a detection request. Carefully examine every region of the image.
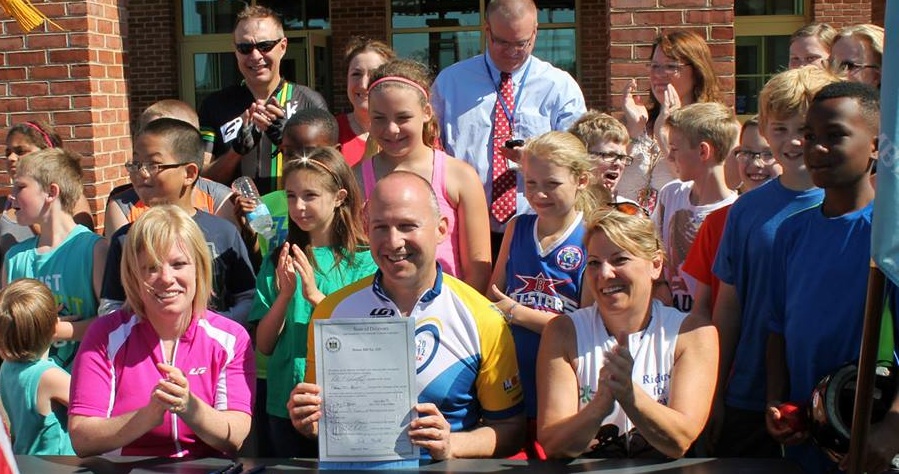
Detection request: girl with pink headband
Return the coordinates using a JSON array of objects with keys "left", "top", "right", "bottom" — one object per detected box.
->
[{"left": 356, "top": 59, "right": 492, "bottom": 293}]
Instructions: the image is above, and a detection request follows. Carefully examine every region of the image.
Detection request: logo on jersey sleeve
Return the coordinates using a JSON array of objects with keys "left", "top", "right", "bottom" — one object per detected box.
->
[{"left": 220, "top": 116, "right": 243, "bottom": 143}]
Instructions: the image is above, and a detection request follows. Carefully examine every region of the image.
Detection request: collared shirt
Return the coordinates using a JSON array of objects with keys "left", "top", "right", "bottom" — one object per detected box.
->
[{"left": 431, "top": 54, "right": 586, "bottom": 232}]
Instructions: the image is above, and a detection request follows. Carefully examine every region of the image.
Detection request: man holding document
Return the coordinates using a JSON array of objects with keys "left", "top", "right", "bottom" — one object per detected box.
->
[{"left": 288, "top": 171, "right": 525, "bottom": 460}]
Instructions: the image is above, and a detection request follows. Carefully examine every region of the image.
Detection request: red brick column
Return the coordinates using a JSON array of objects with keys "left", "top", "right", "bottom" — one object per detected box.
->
[
  {"left": 579, "top": 0, "right": 610, "bottom": 111},
  {"left": 871, "top": 0, "right": 885, "bottom": 27},
  {"left": 330, "top": 0, "right": 390, "bottom": 114},
  {"left": 608, "top": 0, "right": 735, "bottom": 116},
  {"left": 0, "top": 0, "right": 131, "bottom": 232},
  {"left": 127, "top": 0, "right": 177, "bottom": 125}
]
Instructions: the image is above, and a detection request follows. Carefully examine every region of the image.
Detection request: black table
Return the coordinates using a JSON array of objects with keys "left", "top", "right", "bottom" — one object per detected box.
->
[{"left": 14, "top": 456, "right": 804, "bottom": 473}]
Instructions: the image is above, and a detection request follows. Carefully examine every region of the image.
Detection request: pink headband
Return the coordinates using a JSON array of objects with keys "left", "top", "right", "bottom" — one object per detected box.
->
[
  {"left": 368, "top": 76, "right": 429, "bottom": 100},
  {"left": 23, "top": 122, "right": 54, "bottom": 148}
]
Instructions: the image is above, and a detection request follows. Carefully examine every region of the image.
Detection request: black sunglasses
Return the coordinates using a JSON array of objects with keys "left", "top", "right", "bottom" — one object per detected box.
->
[{"left": 235, "top": 38, "right": 283, "bottom": 55}]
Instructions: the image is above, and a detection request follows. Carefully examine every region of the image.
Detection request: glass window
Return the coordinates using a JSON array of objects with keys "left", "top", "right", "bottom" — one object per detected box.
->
[
  {"left": 534, "top": 28, "right": 576, "bottom": 77},
  {"left": 389, "top": 0, "right": 576, "bottom": 77},
  {"left": 391, "top": 0, "right": 480, "bottom": 28},
  {"left": 182, "top": 0, "right": 329, "bottom": 36},
  {"left": 735, "top": 0, "right": 804, "bottom": 16},
  {"left": 734, "top": 35, "right": 790, "bottom": 115},
  {"left": 392, "top": 31, "right": 482, "bottom": 72},
  {"left": 182, "top": 0, "right": 243, "bottom": 36},
  {"left": 193, "top": 52, "right": 240, "bottom": 107}
]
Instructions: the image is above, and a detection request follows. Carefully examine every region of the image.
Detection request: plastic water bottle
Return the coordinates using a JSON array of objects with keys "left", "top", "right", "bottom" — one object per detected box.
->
[{"left": 231, "top": 177, "right": 276, "bottom": 240}]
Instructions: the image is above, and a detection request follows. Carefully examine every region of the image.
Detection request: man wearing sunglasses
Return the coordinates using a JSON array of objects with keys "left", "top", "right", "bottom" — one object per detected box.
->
[
  {"left": 431, "top": 0, "right": 585, "bottom": 260},
  {"left": 199, "top": 5, "right": 328, "bottom": 196}
]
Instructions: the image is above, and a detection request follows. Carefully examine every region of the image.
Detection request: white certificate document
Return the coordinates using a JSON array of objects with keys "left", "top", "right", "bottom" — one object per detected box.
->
[{"left": 314, "top": 318, "right": 419, "bottom": 464}]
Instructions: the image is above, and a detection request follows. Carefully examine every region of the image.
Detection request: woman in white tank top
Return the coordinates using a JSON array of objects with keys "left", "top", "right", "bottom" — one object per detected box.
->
[{"left": 535, "top": 205, "right": 717, "bottom": 459}]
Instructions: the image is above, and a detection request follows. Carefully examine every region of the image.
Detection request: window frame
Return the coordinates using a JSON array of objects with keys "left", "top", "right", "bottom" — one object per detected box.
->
[{"left": 733, "top": 0, "right": 811, "bottom": 119}]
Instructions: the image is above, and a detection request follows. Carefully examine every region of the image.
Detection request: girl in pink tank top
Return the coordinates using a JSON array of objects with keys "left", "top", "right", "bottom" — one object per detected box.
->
[{"left": 358, "top": 59, "right": 491, "bottom": 293}]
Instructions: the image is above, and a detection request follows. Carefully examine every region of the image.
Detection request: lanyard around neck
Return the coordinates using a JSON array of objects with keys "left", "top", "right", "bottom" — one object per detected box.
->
[{"left": 485, "top": 55, "right": 532, "bottom": 126}]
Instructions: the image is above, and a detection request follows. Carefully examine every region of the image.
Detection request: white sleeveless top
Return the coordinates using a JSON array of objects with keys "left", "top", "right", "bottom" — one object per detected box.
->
[{"left": 570, "top": 300, "right": 687, "bottom": 435}]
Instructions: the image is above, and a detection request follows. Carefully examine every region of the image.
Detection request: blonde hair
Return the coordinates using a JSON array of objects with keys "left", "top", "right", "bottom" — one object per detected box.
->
[
  {"left": 523, "top": 131, "right": 598, "bottom": 213},
  {"left": 758, "top": 66, "right": 840, "bottom": 131},
  {"left": 791, "top": 23, "right": 837, "bottom": 49},
  {"left": 836, "top": 24, "right": 884, "bottom": 64},
  {"left": 17, "top": 147, "right": 83, "bottom": 214},
  {"left": 568, "top": 110, "right": 630, "bottom": 148},
  {"left": 369, "top": 59, "right": 440, "bottom": 148},
  {"left": 0, "top": 279, "right": 58, "bottom": 362},
  {"left": 666, "top": 102, "right": 739, "bottom": 163},
  {"left": 121, "top": 205, "right": 212, "bottom": 318},
  {"left": 584, "top": 208, "right": 663, "bottom": 263}
]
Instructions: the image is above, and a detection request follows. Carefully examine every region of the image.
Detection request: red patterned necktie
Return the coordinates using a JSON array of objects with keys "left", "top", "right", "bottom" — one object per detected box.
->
[{"left": 491, "top": 72, "right": 517, "bottom": 223}]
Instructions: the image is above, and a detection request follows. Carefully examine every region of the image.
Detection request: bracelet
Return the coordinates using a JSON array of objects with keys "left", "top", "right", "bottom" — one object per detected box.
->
[{"left": 505, "top": 302, "right": 519, "bottom": 324}]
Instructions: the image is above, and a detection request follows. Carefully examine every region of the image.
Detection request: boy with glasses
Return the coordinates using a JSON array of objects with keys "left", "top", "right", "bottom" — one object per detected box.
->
[
  {"left": 199, "top": 5, "right": 329, "bottom": 196},
  {"left": 568, "top": 110, "right": 635, "bottom": 204},
  {"left": 99, "top": 119, "right": 255, "bottom": 324}
]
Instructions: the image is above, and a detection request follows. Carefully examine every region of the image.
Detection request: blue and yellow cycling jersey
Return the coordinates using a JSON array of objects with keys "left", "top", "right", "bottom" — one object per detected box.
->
[{"left": 307, "top": 268, "right": 524, "bottom": 432}]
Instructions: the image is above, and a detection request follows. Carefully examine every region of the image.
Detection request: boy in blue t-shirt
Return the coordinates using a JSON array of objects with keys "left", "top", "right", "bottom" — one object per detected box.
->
[
  {"left": 766, "top": 81, "right": 879, "bottom": 472},
  {"left": 709, "top": 66, "right": 837, "bottom": 457}
]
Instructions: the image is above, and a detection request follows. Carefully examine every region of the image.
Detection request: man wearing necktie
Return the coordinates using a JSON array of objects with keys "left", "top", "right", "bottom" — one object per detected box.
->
[{"left": 432, "top": 0, "right": 587, "bottom": 259}]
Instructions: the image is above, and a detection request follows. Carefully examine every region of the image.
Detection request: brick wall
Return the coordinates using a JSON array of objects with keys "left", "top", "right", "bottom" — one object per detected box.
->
[
  {"left": 608, "top": 0, "right": 735, "bottom": 116},
  {"left": 0, "top": 0, "right": 131, "bottom": 230},
  {"left": 579, "top": 0, "right": 610, "bottom": 111},
  {"left": 813, "top": 0, "right": 873, "bottom": 27},
  {"left": 871, "top": 0, "right": 885, "bottom": 26},
  {"left": 127, "top": 0, "right": 178, "bottom": 128},
  {"left": 330, "top": 0, "right": 390, "bottom": 114}
]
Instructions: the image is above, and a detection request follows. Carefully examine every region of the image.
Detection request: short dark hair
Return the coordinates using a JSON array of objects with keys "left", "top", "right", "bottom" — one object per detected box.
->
[
  {"left": 137, "top": 117, "right": 205, "bottom": 171},
  {"left": 285, "top": 108, "right": 339, "bottom": 146},
  {"left": 235, "top": 5, "right": 284, "bottom": 35},
  {"left": 812, "top": 81, "right": 880, "bottom": 131}
]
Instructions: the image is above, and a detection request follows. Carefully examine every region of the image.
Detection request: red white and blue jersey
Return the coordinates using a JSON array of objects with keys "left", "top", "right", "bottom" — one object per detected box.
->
[
  {"left": 69, "top": 309, "right": 255, "bottom": 458},
  {"left": 306, "top": 269, "right": 524, "bottom": 434},
  {"left": 504, "top": 212, "right": 587, "bottom": 417}
]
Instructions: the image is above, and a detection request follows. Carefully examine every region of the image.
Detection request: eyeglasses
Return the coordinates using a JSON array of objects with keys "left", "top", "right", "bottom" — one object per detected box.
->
[
  {"left": 590, "top": 151, "right": 634, "bottom": 166},
  {"left": 125, "top": 161, "right": 190, "bottom": 176},
  {"left": 605, "top": 201, "right": 650, "bottom": 218},
  {"left": 735, "top": 149, "right": 776, "bottom": 164},
  {"left": 831, "top": 60, "right": 880, "bottom": 74},
  {"left": 234, "top": 38, "right": 283, "bottom": 55},
  {"left": 647, "top": 62, "right": 686, "bottom": 76},
  {"left": 488, "top": 29, "right": 534, "bottom": 52}
]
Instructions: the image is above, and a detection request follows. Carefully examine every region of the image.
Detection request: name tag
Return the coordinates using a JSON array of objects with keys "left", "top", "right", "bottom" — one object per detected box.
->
[{"left": 220, "top": 116, "right": 243, "bottom": 143}]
